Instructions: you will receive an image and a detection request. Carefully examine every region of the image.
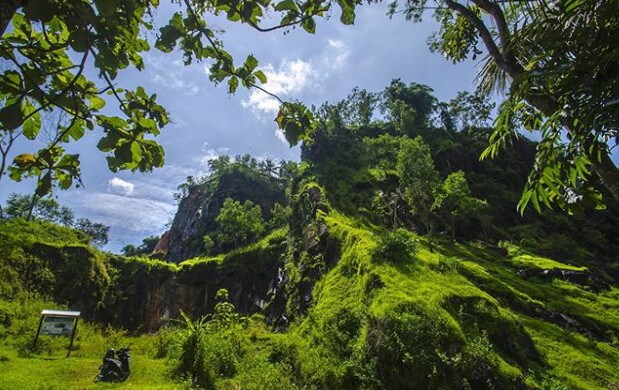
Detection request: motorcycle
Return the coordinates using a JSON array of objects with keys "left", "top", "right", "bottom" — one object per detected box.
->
[{"left": 94, "top": 347, "right": 131, "bottom": 382}]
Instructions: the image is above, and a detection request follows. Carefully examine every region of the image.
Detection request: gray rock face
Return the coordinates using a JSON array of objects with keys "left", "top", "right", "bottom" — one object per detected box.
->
[
  {"left": 100, "top": 232, "right": 288, "bottom": 332},
  {"left": 163, "top": 169, "right": 286, "bottom": 263}
]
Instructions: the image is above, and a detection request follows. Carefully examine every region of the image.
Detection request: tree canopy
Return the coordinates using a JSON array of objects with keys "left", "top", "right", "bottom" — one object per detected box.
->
[
  {"left": 387, "top": 0, "right": 619, "bottom": 212},
  {"left": 2, "top": 0, "right": 617, "bottom": 216},
  {"left": 214, "top": 197, "right": 265, "bottom": 249},
  {"left": 2, "top": 192, "right": 109, "bottom": 245},
  {"left": 0, "top": 0, "right": 346, "bottom": 196}
]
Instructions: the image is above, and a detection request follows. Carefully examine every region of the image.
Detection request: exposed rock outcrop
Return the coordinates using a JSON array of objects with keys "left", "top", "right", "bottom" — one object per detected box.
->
[
  {"left": 163, "top": 169, "right": 286, "bottom": 263},
  {"left": 517, "top": 268, "right": 610, "bottom": 291},
  {"left": 103, "top": 232, "right": 288, "bottom": 332}
]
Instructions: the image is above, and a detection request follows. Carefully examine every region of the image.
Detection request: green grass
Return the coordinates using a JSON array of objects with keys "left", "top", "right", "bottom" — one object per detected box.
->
[
  {"left": 295, "top": 212, "right": 619, "bottom": 389},
  {"left": 0, "top": 344, "right": 181, "bottom": 390},
  {"left": 0, "top": 293, "right": 183, "bottom": 390},
  {"left": 1, "top": 216, "right": 617, "bottom": 389}
]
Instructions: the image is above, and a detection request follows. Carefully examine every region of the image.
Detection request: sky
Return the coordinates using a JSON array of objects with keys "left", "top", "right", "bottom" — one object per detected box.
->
[{"left": 0, "top": 2, "right": 479, "bottom": 252}]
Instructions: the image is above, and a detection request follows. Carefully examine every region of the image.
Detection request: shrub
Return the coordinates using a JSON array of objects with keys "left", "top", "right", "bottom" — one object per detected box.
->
[
  {"left": 371, "top": 229, "right": 417, "bottom": 263},
  {"left": 172, "top": 289, "right": 249, "bottom": 389}
]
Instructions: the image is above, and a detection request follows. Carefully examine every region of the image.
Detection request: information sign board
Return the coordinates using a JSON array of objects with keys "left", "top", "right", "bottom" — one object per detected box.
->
[
  {"left": 41, "top": 316, "right": 75, "bottom": 336},
  {"left": 34, "top": 310, "right": 81, "bottom": 357}
]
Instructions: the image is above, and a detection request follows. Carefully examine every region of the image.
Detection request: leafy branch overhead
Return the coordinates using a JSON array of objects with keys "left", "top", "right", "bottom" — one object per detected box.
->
[
  {"left": 0, "top": 0, "right": 352, "bottom": 196},
  {"left": 387, "top": 0, "right": 619, "bottom": 213}
]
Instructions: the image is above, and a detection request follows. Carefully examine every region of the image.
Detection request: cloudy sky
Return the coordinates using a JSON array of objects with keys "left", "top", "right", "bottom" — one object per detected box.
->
[{"left": 1, "top": 2, "right": 479, "bottom": 252}]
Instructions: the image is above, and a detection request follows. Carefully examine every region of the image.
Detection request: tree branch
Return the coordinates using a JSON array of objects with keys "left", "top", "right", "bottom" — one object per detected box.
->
[
  {"left": 0, "top": 47, "right": 89, "bottom": 126},
  {"left": 444, "top": 0, "right": 521, "bottom": 78},
  {"left": 182, "top": 0, "right": 284, "bottom": 103},
  {"left": 470, "top": 0, "right": 520, "bottom": 70},
  {"left": 240, "top": 8, "right": 329, "bottom": 33}
]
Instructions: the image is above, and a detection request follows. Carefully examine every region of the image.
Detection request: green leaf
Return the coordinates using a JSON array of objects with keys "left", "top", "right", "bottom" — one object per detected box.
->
[
  {"left": 90, "top": 96, "right": 106, "bottom": 110},
  {"left": 254, "top": 70, "right": 267, "bottom": 84},
  {"left": 66, "top": 119, "right": 86, "bottom": 141},
  {"left": 530, "top": 191, "right": 541, "bottom": 213},
  {"left": 337, "top": 0, "right": 356, "bottom": 25},
  {"left": 21, "top": 101, "right": 41, "bottom": 140},
  {"left": 13, "top": 153, "right": 37, "bottom": 168},
  {"left": 36, "top": 172, "right": 53, "bottom": 196},
  {"left": 94, "top": 0, "right": 119, "bottom": 17},
  {"left": 227, "top": 9, "right": 241, "bottom": 22},
  {"left": 69, "top": 30, "right": 90, "bottom": 52},
  {"left": 23, "top": 0, "right": 55, "bottom": 22},
  {"left": 0, "top": 99, "right": 24, "bottom": 130},
  {"left": 130, "top": 141, "right": 142, "bottom": 162},
  {"left": 0, "top": 71, "right": 23, "bottom": 94},
  {"left": 244, "top": 55, "right": 259, "bottom": 72},
  {"left": 301, "top": 18, "right": 316, "bottom": 34},
  {"left": 155, "top": 25, "right": 182, "bottom": 53},
  {"left": 274, "top": 0, "right": 298, "bottom": 12},
  {"left": 115, "top": 142, "right": 133, "bottom": 163},
  {"left": 275, "top": 102, "right": 315, "bottom": 146},
  {"left": 228, "top": 77, "right": 239, "bottom": 94}
]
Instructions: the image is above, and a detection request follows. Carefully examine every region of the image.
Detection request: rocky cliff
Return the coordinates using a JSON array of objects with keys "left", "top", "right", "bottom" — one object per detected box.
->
[
  {"left": 162, "top": 167, "right": 286, "bottom": 263},
  {"left": 102, "top": 230, "right": 288, "bottom": 332}
]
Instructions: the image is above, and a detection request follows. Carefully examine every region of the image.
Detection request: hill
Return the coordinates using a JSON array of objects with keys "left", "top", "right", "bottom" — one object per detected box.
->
[{"left": 0, "top": 81, "right": 617, "bottom": 389}]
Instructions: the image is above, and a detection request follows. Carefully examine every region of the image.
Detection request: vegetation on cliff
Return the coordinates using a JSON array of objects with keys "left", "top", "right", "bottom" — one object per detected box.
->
[{"left": 1, "top": 81, "right": 618, "bottom": 389}]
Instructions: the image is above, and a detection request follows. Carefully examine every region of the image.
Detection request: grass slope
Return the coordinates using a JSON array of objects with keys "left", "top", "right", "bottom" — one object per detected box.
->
[
  {"left": 0, "top": 217, "right": 617, "bottom": 389},
  {"left": 298, "top": 211, "right": 618, "bottom": 389}
]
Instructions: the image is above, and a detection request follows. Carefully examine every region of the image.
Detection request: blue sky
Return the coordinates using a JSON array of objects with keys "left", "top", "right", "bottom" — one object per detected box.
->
[{"left": 1, "top": 2, "right": 478, "bottom": 252}]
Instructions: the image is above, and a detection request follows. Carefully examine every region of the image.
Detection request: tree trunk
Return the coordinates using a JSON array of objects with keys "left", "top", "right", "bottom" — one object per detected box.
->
[
  {"left": 447, "top": 0, "right": 619, "bottom": 202},
  {"left": 26, "top": 192, "right": 37, "bottom": 221},
  {"left": 0, "top": 0, "right": 23, "bottom": 36}
]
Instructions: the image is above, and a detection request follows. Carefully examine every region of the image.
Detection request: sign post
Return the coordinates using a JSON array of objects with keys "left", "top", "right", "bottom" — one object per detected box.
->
[{"left": 34, "top": 310, "right": 81, "bottom": 358}]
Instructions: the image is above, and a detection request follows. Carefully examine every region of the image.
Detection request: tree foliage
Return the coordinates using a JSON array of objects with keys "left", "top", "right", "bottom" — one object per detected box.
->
[
  {"left": 436, "top": 171, "right": 487, "bottom": 239},
  {"left": 122, "top": 235, "right": 160, "bottom": 256},
  {"left": 397, "top": 136, "right": 441, "bottom": 242},
  {"left": 2, "top": 192, "right": 109, "bottom": 245},
  {"left": 1, "top": 1, "right": 169, "bottom": 196},
  {"left": 215, "top": 198, "right": 265, "bottom": 249},
  {"left": 74, "top": 217, "right": 110, "bottom": 247},
  {"left": 4, "top": 192, "right": 73, "bottom": 224},
  {"left": 387, "top": 0, "right": 619, "bottom": 211},
  {"left": 0, "top": 0, "right": 352, "bottom": 196},
  {"left": 381, "top": 79, "right": 437, "bottom": 133}
]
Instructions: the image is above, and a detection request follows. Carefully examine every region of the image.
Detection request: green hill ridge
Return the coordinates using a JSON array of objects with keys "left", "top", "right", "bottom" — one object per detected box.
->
[{"left": 1, "top": 81, "right": 618, "bottom": 389}]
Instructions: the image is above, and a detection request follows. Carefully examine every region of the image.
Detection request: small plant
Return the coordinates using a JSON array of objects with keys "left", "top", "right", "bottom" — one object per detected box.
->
[
  {"left": 172, "top": 289, "right": 248, "bottom": 388},
  {"left": 430, "top": 256, "right": 460, "bottom": 273},
  {"left": 372, "top": 229, "right": 417, "bottom": 263},
  {"left": 103, "top": 325, "right": 128, "bottom": 352},
  {"left": 203, "top": 235, "right": 214, "bottom": 255},
  {"left": 174, "top": 311, "right": 213, "bottom": 388}
]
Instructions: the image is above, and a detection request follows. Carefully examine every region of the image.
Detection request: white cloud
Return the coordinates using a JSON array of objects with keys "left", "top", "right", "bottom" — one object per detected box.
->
[
  {"left": 326, "top": 39, "right": 350, "bottom": 70},
  {"left": 275, "top": 129, "right": 288, "bottom": 144},
  {"left": 107, "top": 177, "right": 134, "bottom": 196},
  {"left": 144, "top": 53, "right": 202, "bottom": 95},
  {"left": 131, "top": 181, "right": 176, "bottom": 204},
  {"left": 152, "top": 73, "right": 200, "bottom": 95},
  {"left": 70, "top": 192, "right": 176, "bottom": 234},
  {"left": 199, "top": 148, "right": 221, "bottom": 165},
  {"left": 242, "top": 59, "right": 316, "bottom": 115}
]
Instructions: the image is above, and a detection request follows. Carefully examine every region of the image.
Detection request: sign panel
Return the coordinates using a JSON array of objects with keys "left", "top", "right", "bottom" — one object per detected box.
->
[{"left": 41, "top": 316, "right": 74, "bottom": 336}]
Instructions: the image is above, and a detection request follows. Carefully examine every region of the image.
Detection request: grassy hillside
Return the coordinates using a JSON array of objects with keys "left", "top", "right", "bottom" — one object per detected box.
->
[
  {"left": 2, "top": 80, "right": 618, "bottom": 388},
  {"left": 0, "top": 212, "right": 617, "bottom": 389},
  {"left": 295, "top": 211, "right": 618, "bottom": 389}
]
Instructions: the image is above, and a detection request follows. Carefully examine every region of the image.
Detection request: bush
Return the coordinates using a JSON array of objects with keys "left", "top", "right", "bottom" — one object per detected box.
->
[
  {"left": 371, "top": 229, "right": 417, "bottom": 263},
  {"left": 172, "top": 290, "right": 249, "bottom": 389}
]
